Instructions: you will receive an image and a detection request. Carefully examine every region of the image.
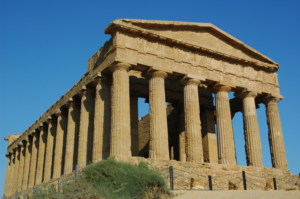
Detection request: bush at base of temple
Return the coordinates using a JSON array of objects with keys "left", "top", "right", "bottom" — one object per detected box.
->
[{"left": 32, "top": 158, "right": 171, "bottom": 199}]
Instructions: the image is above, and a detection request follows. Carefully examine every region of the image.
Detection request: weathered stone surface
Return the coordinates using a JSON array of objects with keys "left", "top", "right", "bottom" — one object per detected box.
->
[
  {"left": 148, "top": 70, "right": 169, "bottom": 160},
  {"left": 28, "top": 132, "right": 39, "bottom": 189},
  {"left": 263, "top": 96, "right": 287, "bottom": 169},
  {"left": 213, "top": 83, "right": 237, "bottom": 165},
  {"left": 22, "top": 137, "right": 32, "bottom": 190},
  {"left": 44, "top": 116, "right": 57, "bottom": 182},
  {"left": 78, "top": 87, "right": 95, "bottom": 168},
  {"left": 64, "top": 99, "right": 80, "bottom": 174},
  {"left": 53, "top": 108, "right": 68, "bottom": 179},
  {"left": 181, "top": 78, "right": 203, "bottom": 162},
  {"left": 17, "top": 142, "right": 26, "bottom": 192},
  {"left": 93, "top": 77, "right": 111, "bottom": 162},
  {"left": 237, "top": 91, "right": 263, "bottom": 167},
  {"left": 35, "top": 124, "right": 47, "bottom": 185},
  {"left": 110, "top": 62, "right": 131, "bottom": 158}
]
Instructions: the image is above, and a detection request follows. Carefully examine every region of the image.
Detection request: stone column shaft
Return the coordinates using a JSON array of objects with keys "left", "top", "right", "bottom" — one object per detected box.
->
[
  {"left": 177, "top": 106, "right": 186, "bottom": 162},
  {"left": 22, "top": 137, "right": 32, "bottom": 191},
  {"left": 78, "top": 87, "right": 95, "bottom": 168},
  {"left": 93, "top": 77, "right": 111, "bottom": 162},
  {"left": 17, "top": 143, "right": 26, "bottom": 192},
  {"left": 214, "top": 85, "right": 237, "bottom": 165},
  {"left": 53, "top": 108, "right": 68, "bottom": 178},
  {"left": 4, "top": 154, "right": 12, "bottom": 195},
  {"left": 8, "top": 151, "right": 16, "bottom": 196},
  {"left": 264, "top": 97, "right": 287, "bottom": 169},
  {"left": 182, "top": 78, "right": 203, "bottom": 162},
  {"left": 239, "top": 91, "right": 263, "bottom": 167},
  {"left": 110, "top": 63, "right": 131, "bottom": 157},
  {"left": 12, "top": 147, "right": 20, "bottom": 193},
  {"left": 200, "top": 106, "right": 218, "bottom": 163},
  {"left": 148, "top": 70, "right": 169, "bottom": 160},
  {"left": 35, "top": 124, "right": 47, "bottom": 185},
  {"left": 28, "top": 132, "right": 38, "bottom": 188},
  {"left": 43, "top": 117, "right": 57, "bottom": 182},
  {"left": 64, "top": 100, "right": 80, "bottom": 174},
  {"left": 130, "top": 95, "right": 139, "bottom": 156}
]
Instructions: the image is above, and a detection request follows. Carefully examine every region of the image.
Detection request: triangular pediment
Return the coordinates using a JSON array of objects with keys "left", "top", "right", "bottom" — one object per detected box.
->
[{"left": 105, "top": 19, "right": 279, "bottom": 71}]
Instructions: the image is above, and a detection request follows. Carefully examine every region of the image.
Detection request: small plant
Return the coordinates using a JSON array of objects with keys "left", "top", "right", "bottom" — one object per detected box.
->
[{"left": 286, "top": 186, "right": 297, "bottom": 191}]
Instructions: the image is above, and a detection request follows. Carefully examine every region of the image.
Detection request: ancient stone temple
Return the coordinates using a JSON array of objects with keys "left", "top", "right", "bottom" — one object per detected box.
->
[{"left": 3, "top": 19, "right": 291, "bottom": 196}]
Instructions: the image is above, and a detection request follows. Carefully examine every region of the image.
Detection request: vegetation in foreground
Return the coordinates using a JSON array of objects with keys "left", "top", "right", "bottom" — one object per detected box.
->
[{"left": 32, "top": 158, "right": 171, "bottom": 199}]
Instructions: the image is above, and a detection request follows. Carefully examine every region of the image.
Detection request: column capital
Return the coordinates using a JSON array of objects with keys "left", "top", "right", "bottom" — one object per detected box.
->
[
  {"left": 146, "top": 70, "right": 168, "bottom": 79},
  {"left": 54, "top": 108, "right": 68, "bottom": 117},
  {"left": 235, "top": 89, "right": 258, "bottom": 99},
  {"left": 262, "top": 95, "right": 283, "bottom": 105},
  {"left": 78, "top": 86, "right": 94, "bottom": 97},
  {"left": 211, "top": 81, "right": 236, "bottom": 93},
  {"left": 93, "top": 76, "right": 111, "bottom": 86},
  {"left": 179, "top": 74, "right": 204, "bottom": 87},
  {"left": 109, "top": 62, "right": 131, "bottom": 73}
]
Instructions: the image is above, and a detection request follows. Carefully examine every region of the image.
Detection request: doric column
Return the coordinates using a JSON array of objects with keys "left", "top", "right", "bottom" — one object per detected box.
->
[
  {"left": 200, "top": 105, "right": 218, "bottom": 164},
  {"left": 130, "top": 95, "right": 139, "bottom": 156},
  {"left": 147, "top": 70, "right": 169, "bottom": 160},
  {"left": 53, "top": 108, "right": 68, "bottom": 178},
  {"left": 263, "top": 96, "right": 287, "bottom": 169},
  {"left": 4, "top": 153, "right": 12, "bottom": 195},
  {"left": 8, "top": 151, "right": 16, "bottom": 196},
  {"left": 213, "top": 82, "right": 237, "bottom": 165},
  {"left": 93, "top": 76, "right": 111, "bottom": 162},
  {"left": 35, "top": 123, "right": 47, "bottom": 185},
  {"left": 12, "top": 147, "right": 20, "bottom": 193},
  {"left": 109, "top": 62, "right": 131, "bottom": 158},
  {"left": 64, "top": 99, "right": 80, "bottom": 174},
  {"left": 28, "top": 132, "right": 38, "bottom": 188},
  {"left": 181, "top": 77, "right": 203, "bottom": 162},
  {"left": 17, "top": 142, "right": 26, "bottom": 192},
  {"left": 237, "top": 90, "right": 263, "bottom": 167},
  {"left": 78, "top": 86, "right": 95, "bottom": 168},
  {"left": 43, "top": 116, "right": 57, "bottom": 182},
  {"left": 176, "top": 103, "right": 186, "bottom": 162},
  {"left": 22, "top": 137, "right": 32, "bottom": 190}
]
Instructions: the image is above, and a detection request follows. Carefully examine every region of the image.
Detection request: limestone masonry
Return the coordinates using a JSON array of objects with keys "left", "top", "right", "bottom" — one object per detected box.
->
[{"left": 3, "top": 19, "right": 293, "bottom": 197}]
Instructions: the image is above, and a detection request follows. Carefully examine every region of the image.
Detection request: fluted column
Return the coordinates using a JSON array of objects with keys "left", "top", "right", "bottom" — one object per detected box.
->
[
  {"left": 4, "top": 154, "right": 12, "bottom": 195},
  {"left": 147, "top": 70, "right": 169, "bottom": 160},
  {"left": 64, "top": 99, "right": 80, "bottom": 174},
  {"left": 93, "top": 76, "right": 111, "bottom": 162},
  {"left": 176, "top": 103, "right": 186, "bottom": 162},
  {"left": 213, "top": 83, "right": 237, "bottom": 165},
  {"left": 263, "top": 96, "right": 287, "bottom": 169},
  {"left": 7, "top": 152, "right": 14, "bottom": 196},
  {"left": 44, "top": 116, "right": 57, "bottom": 182},
  {"left": 53, "top": 108, "right": 68, "bottom": 178},
  {"left": 130, "top": 95, "right": 139, "bottom": 156},
  {"left": 109, "top": 63, "right": 131, "bottom": 158},
  {"left": 28, "top": 132, "right": 38, "bottom": 188},
  {"left": 12, "top": 147, "right": 20, "bottom": 193},
  {"left": 35, "top": 124, "right": 47, "bottom": 185},
  {"left": 181, "top": 78, "right": 203, "bottom": 162},
  {"left": 17, "top": 142, "right": 26, "bottom": 192},
  {"left": 78, "top": 87, "right": 95, "bottom": 168},
  {"left": 237, "top": 91, "right": 263, "bottom": 167},
  {"left": 22, "top": 137, "right": 32, "bottom": 190}
]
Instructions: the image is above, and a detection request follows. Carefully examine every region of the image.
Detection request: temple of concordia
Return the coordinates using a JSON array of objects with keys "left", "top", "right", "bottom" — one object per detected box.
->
[{"left": 4, "top": 19, "right": 296, "bottom": 196}]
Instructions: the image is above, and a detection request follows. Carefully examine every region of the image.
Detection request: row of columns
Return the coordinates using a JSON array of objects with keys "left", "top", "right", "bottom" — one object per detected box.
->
[{"left": 4, "top": 62, "right": 288, "bottom": 196}]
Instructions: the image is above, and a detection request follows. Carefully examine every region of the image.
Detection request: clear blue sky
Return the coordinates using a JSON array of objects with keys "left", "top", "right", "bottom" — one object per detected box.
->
[{"left": 0, "top": 0, "right": 299, "bottom": 195}]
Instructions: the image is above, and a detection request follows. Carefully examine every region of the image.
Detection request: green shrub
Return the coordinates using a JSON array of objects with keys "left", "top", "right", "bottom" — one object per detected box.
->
[
  {"left": 82, "top": 158, "right": 171, "bottom": 199},
  {"left": 32, "top": 158, "right": 171, "bottom": 199}
]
